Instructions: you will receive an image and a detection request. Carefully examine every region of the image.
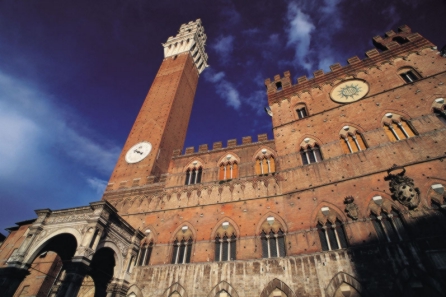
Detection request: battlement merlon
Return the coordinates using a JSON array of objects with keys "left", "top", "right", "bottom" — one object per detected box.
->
[
  {"left": 162, "top": 19, "right": 209, "bottom": 74},
  {"left": 263, "top": 25, "right": 435, "bottom": 103},
  {"left": 172, "top": 133, "right": 271, "bottom": 157}
]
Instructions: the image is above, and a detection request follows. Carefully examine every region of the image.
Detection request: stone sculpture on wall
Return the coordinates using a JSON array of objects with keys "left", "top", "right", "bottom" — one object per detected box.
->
[
  {"left": 386, "top": 165, "right": 420, "bottom": 209},
  {"left": 344, "top": 196, "right": 359, "bottom": 220}
]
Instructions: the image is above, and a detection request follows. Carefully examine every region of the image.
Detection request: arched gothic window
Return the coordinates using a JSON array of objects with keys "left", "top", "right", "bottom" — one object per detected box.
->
[
  {"left": 339, "top": 126, "right": 367, "bottom": 154},
  {"left": 382, "top": 113, "right": 417, "bottom": 142},
  {"left": 215, "top": 233, "right": 236, "bottom": 261},
  {"left": 259, "top": 217, "right": 286, "bottom": 258},
  {"left": 317, "top": 220, "right": 348, "bottom": 251},
  {"left": 137, "top": 230, "right": 155, "bottom": 266},
  {"left": 137, "top": 241, "right": 153, "bottom": 266},
  {"left": 214, "top": 221, "right": 237, "bottom": 261},
  {"left": 428, "top": 184, "right": 446, "bottom": 234},
  {"left": 219, "top": 155, "right": 239, "bottom": 181},
  {"left": 171, "top": 238, "right": 193, "bottom": 264},
  {"left": 254, "top": 149, "right": 276, "bottom": 175},
  {"left": 171, "top": 227, "right": 193, "bottom": 264},
  {"left": 255, "top": 156, "right": 276, "bottom": 175},
  {"left": 316, "top": 207, "right": 348, "bottom": 251},
  {"left": 185, "top": 167, "right": 202, "bottom": 185},
  {"left": 433, "top": 107, "right": 446, "bottom": 126},
  {"left": 370, "top": 210, "right": 407, "bottom": 242},
  {"left": 219, "top": 162, "right": 238, "bottom": 180},
  {"left": 261, "top": 229, "right": 286, "bottom": 258},
  {"left": 300, "top": 144, "right": 322, "bottom": 165}
]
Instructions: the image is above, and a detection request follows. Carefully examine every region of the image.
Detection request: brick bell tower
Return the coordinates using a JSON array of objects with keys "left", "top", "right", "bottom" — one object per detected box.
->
[{"left": 106, "top": 19, "right": 208, "bottom": 190}]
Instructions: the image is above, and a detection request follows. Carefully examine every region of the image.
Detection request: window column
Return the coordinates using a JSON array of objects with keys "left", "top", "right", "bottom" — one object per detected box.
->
[
  {"left": 321, "top": 226, "right": 331, "bottom": 251},
  {"left": 352, "top": 135, "right": 362, "bottom": 151},
  {"left": 344, "top": 137, "right": 353, "bottom": 153},
  {"left": 397, "top": 122, "right": 409, "bottom": 138},
  {"left": 388, "top": 124, "right": 400, "bottom": 140}
]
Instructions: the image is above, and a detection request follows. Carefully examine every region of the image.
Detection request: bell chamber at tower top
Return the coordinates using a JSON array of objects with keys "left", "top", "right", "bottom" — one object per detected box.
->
[{"left": 162, "top": 19, "right": 208, "bottom": 74}]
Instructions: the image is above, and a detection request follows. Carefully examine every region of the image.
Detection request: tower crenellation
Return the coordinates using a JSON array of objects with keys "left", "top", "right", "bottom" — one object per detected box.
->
[
  {"left": 264, "top": 25, "right": 436, "bottom": 105},
  {"left": 162, "top": 19, "right": 208, "bottom": 74}
]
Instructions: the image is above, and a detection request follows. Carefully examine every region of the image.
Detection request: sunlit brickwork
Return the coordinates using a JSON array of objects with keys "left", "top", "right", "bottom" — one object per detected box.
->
[{"left": 1, "top": 22, "right": 446, "bottom": 297}]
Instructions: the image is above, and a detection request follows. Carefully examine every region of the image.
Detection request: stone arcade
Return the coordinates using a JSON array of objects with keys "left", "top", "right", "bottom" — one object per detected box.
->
[{"left": 1, "top": 19, "right": 446, "bottom": 297}]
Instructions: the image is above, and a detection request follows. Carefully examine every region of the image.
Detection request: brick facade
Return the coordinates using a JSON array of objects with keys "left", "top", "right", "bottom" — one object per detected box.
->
[{"left": 1, "top": 22, "right": 446, "bottom": 297}]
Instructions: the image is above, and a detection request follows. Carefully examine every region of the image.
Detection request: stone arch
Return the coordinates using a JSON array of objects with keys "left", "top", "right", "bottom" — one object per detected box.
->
[
  {"left": 380, "top": 110, "right": 413, "bottom": 125},
  {"left": 337, "top": 122, "right": 366, "bottom": 135},
  {"left": 325, "top": 272, "right": 363, "bottom": 297},
  {"left": 311, "top": 201, "right": 348, "bottom": 226},
  {"left": 422, "top": 179, "right": 446, "bottom": 206},
  {"left": 211, "top": 217, "right": 240, "bottom": 239},
  {"left": 184, "top": 156, "right": 206, "bottom": 171},
  {"left": 256, "top": 212, "right": 288, "bottom": 235},
  {"left": 24, "top": 228, "right": 82, "bottom": 265},
  {"left": 297, "top": 135, "right": 324, "bottom": 148},
  {"left": 259, "top": 278, "right": 296, "bottom": 297},
  {"left": 126, "top": 284, "right": 143, "bottom": 297},
  {"left": 140, "top": 224, "right": 158, "bottom": 243},
  {"left": 87, "top": 247, "right": 116, "bottom": 296},
  {"left": 207, "top": 281, "right": 239, "bottom": 297},
  {"left": 169, "top": 221, "right": 197, "bottom": 243},
  {"left": 163, "top": 282, "right": 188, "bottom": 297},
  {"left": 429, "top": 95, "right": 446, "bottom": 112},
  {"left": 217, "top": 152, "right": 241, "bottom": 166},
  {"left": 96, "top": 240, "right": 124, "bottom": 278},
  {"left": 365, "top": 191, "right": 404, "bottom": 216},
  {"left": 251, "top": 146, "right": 278, "bottom": 162}
]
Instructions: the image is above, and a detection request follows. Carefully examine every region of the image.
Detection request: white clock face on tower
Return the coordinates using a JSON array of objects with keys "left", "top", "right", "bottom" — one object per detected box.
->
[{"left": 125, "top": 142, "right": 152, "bottom": 164}]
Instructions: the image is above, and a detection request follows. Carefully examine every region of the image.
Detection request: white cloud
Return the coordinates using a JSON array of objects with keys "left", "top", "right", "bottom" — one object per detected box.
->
[
  {"left": 267, "top": 34, "right": 280, "bottom": 47},
  {"left": 204, "top": 68, "right": 241, "bottom": 110},
  {"left": 245, "top": 90, "right": 267, "bottom": 115},
  {"left": 205, "top": 70, "right": 225, "bottom": 83},
  {"left": 221, "top": 5, "right": 241, "bottom": 25},
  {"left": 318, "top": 56, "right": 336, "bottom": 72},
  {"left": 285, "top": 0, "right": 346, "bottom": 74},
  {"left": 381, "top": 5, "right": 401, "bottom": 29},
  {"left": 286, "top": 2, "right": 316, "bottom": 71},
  {"left": 87, "top": 177, "right": 108, "bottom": 195},
  {"left": 242, "top": 28, "right": 260, "bottom": 35},
  {"left": 217, "top": 80, "right": 241, "bottom": 110},
  {"left": 0, "top": 110, "right": 41, "bottom": 177},
  {"left": 212, "top": 35, "right": 235, "bottom": 63},
  {"left": 0, "top": 70, "right": 120, "bottom": 180}
]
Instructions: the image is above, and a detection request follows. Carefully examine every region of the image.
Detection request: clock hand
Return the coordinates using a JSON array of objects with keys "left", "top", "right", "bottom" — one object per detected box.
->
[{"left": 134, "top": 149, "right": 143, "bottom": 155}]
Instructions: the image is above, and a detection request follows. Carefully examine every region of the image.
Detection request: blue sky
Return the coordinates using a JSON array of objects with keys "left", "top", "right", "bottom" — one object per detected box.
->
[{"left": 0, "top": 0, "right": 444, "bottom": 232}]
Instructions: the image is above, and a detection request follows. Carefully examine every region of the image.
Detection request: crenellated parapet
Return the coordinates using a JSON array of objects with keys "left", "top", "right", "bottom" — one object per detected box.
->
[
  {"left": 264, "top": 25, "right": 435, "bottom": 105},
  {"left": 172, "top": 133, "right": 271, "bottom": 157}
]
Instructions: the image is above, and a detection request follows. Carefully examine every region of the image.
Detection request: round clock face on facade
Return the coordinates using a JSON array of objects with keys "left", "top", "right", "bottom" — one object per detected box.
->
[
  {"left": 125, "top": 142, "right": 152, "bottom": 164},
  {"left": 330, "top": 80, "right": 369, "bottom": 103}
]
